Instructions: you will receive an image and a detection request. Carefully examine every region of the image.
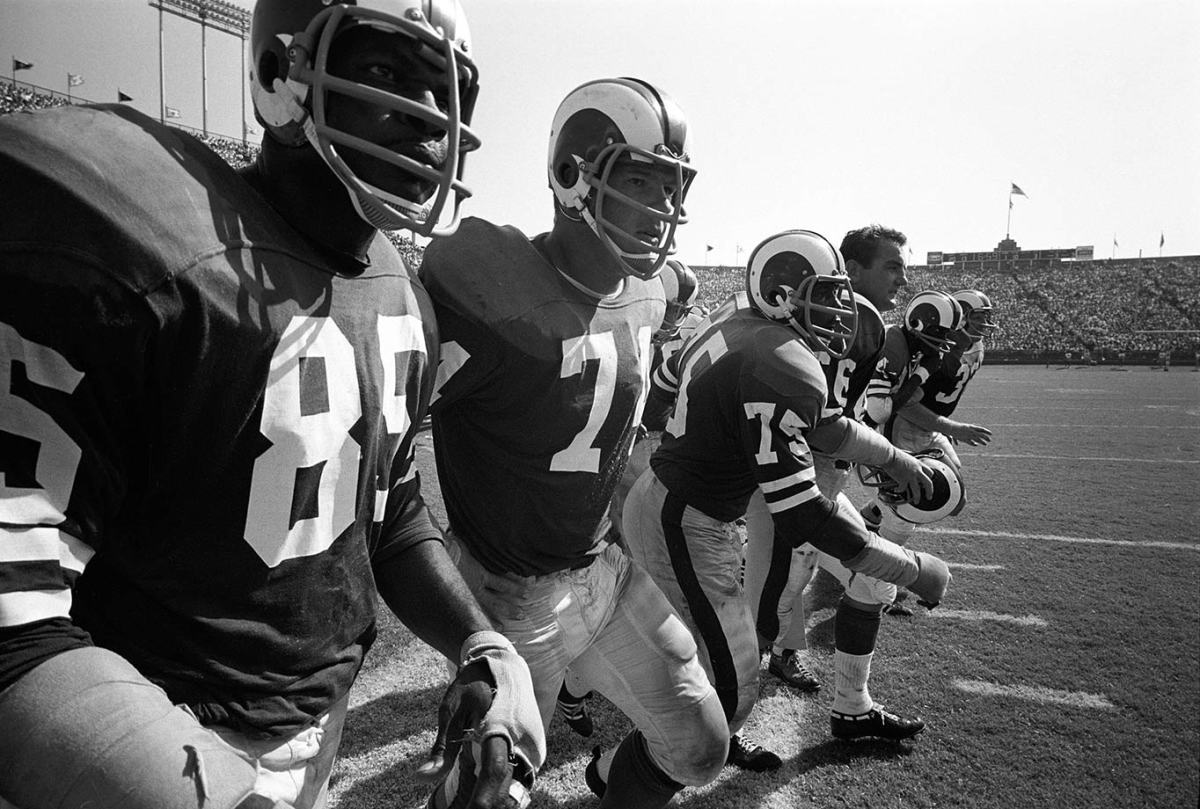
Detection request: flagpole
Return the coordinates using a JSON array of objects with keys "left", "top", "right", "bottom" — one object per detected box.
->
[
  {"left": 1005, "top": 189, "right": 1013, "bottom": 239},
  {"left": 66, "top": 72, "right": 71, "bottom": 104}
]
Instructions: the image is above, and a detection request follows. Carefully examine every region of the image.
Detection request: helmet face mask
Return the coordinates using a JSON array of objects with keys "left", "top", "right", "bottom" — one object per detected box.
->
[
  {"left": 858, "top": 449, "right": 966, "bottom": 524},
  {"left": 903, "top": 290, "right": 964, "bottom": 354},
  {"left": 952, "top": 289, "right": 998, "bottom": 339},
  {"left": 548, "top": 78, "right": 696, "bottom": 280},
  {"left": 746, "top": 230, "right": 859, "bottom": 359},
  {"left": 250, "top": 0, "right": 481, "bottom": 236}
]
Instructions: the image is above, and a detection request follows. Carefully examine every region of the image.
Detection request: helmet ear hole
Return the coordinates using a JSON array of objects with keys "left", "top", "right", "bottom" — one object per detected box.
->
[
  {"left": 258, "top": 50, "right": 282, "bottom": 89},
  {"left": 555, "top": 161, "right": 578, "bottom": 188}
]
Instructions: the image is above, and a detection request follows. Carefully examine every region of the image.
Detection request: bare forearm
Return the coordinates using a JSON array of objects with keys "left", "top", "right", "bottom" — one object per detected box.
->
[{"left": 374, "top": 539, "right": 495, "bottom": 661}]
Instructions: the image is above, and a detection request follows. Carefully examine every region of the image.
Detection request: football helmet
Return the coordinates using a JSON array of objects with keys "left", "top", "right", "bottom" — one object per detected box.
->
[
  {"left": 654, "top": 259, "right": 701, "bottom": 344},
  {"left": 547, "top": 77, "right": 696, "bottom": 279},
  {"left": 746, "top": 229, "right": 859, "bottom": 359},
  {"left": 858, "top": 449, "right": 966, "bottom": 524},
  {"left": 249, "top": 0, "right": 481, "bottom": 236},
  {"left": 952, "top": 288, "right": 999, "bottom": 339},
  {"left": 903, "top": 290, "right": 963, "bottom": 353}
]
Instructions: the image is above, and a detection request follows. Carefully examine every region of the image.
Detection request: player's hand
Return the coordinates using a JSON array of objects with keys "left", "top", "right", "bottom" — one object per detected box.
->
[
  {"left": 418, "top": 659, "right": 530, "bottom": 809},
  {"left": 881, "top": 450, "right": 934, "bottom": 504},
  {"left": 418, "top": 632, "right": 544, "bottom": 808},
  {"left": 908, "top": 550, "right": 952, "bottom": 609},
  {"left": 950, "top": 423, "right": 992, "bottom": 446}
]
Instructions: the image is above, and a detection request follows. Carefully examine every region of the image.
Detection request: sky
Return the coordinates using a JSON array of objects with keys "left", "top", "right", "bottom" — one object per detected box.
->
[{"left": 3, "top": 0, "right": 1197, "bottom": 267}]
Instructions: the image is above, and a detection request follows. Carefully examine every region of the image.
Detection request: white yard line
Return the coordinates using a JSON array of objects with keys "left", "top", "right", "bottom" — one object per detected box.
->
[
  {"left": 973, "top": 452, "right": 1199, "bottom": 465},
  {"left": 922, "top": 527, "right": 1198, "bottom": 552},
  {"left": 981, "top": 423, "right": 1200, "bottom": 430},
  {"left": 952, "top": 679, "right": 1116, "bottom": 710},
  {"left": 929, "top": 609, "right": 1047, "bottom": 627}
]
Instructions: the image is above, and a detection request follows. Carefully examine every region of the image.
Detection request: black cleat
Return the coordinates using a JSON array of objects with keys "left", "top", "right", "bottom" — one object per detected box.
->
[
  {"left": 556, "top": 685, "right": 595, "bottom": 737},
  {"left": 884, "top": 590, "right": 914, "bottom": 617},
  {"left": 584, "top": 745, "right": 606, "bottom": 798},
  {"left": 831, "top": 705, "right": 926, "bottom": 741},
  {"left": 768, "top": 651, "right": 821, "bottom": 692},
  {"left": 884, "top": 600, "right": 914, "bottom": 617},
  {"left": 726, "top": 734, "right": 782, "bottom": 772}
]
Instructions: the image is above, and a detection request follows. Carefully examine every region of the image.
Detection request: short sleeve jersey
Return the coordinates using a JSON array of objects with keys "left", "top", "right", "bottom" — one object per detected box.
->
[
  {"left": 0, "top": 105, "right": 439, "bottom": 735},
  {"left": 421, "top": 219, "right": 663, "bottom": 576},
  {"left": 919, "top": 335, "right": 985, "bottom": 417},
  {"left": 650, "top": 293, "right": 828, "bottom": 524}
]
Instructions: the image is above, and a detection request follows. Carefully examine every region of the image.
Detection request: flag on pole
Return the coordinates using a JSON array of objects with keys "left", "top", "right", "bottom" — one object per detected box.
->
[
  {"left": 705, "top": 245, "right": 713, "bottom": 252},
  {"left": 165, "top": 106, "right": 181, "bottom": 119},
  {"left": 13, "top": 59, "right": 34, "bottom": 71},
  {"left": 118, "top": 90, "right": 133, "bottom": 102},
  {"left": 1010, "top": 182, "right": 1027, "bottom": 197},
  {"left": 1160, "top": 232, "right": 1165, "bottom": 248},
  {"left": 1113, "top": 235, "right": 1119, "bottom": 248},
  {"left": 67, "top": 73, "right": 84, "bottom": 87}
]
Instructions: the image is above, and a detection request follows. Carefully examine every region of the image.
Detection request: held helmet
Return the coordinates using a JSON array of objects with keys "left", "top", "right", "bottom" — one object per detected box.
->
[
  {"left": 858, "top": 448, "right": 966, "bottom": 524},
  {"left": 547, "top": 77, "right": 695, "bottom": 279},
  {"left": 249, "top": 0, "right": 480, "bottom": 235},
  {"left": 745, "top": 229, "right": 859, "bottom": 359}
]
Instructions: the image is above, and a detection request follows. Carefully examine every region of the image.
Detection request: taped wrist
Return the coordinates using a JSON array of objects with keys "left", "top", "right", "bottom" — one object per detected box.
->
[
  {"left": 459, "top": 631, "right": 547, "bottom": 778},
  {"left": 828, "top": 417, "right": 896, "bottom": 468},
  {"left": 843, "top": 533, "right": 920, "bottom": 587}
]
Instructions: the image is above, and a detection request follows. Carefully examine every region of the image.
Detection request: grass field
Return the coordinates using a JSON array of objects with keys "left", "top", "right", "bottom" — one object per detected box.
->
[{"left": 329, "top": 365, "right": 1200, "bottom": 809}]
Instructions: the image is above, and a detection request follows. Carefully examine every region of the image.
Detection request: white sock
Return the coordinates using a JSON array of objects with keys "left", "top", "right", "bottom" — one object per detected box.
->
[{"left": 832, "top": 650, "right": 873, "bottom": 715}]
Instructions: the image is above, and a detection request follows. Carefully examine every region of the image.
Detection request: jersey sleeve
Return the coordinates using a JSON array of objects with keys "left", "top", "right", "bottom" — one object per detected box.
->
[
  {"left": 0, "top": 253, "right": 151, "bottom": 689},
  {"left": 419, "top": 240, "right": 506, "bottom": 413}
]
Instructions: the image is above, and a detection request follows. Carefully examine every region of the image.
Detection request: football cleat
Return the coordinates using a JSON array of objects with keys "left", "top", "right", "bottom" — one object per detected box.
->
[
  {"left": 830, "top": 705, "right": 926, "bottom": 741},
  {"left": 884, "top": 591, "right": 914, "bottom": 617},
  {"left": 584, "top": 745, "right": 606, "bottom": 798},
  {"left": 768, "top": 650, "right": 821, "bottom": 692},
  {"left": 555, "top": 685, "right": 595, "bottom": 737},
  {"left": 726, "top": 734, "right": 782, "bottom": 772}
]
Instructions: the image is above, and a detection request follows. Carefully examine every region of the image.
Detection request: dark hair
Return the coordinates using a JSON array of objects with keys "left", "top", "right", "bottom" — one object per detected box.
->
[{"left": 840, "top": 224, "right": 907, "bottom": 267}]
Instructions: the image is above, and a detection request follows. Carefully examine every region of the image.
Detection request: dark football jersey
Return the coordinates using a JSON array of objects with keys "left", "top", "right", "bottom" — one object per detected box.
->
[
  {"left": 919, "top": 334, "right": 985, "bottom": 417},
  {"left": 864, "top": 325, "right": 940, "bottom": 429},
  {"left": 650, "top": 293, "right": 828, "bottom": 524},
  {"left": 0, "top": 105, "right": 440, "bottom": 735},
  {"left": 816, "top": 293, "right": 886, "bottom": 425},
  {"left": 421, "top": 219, "right": 663, "bottom": 576}
]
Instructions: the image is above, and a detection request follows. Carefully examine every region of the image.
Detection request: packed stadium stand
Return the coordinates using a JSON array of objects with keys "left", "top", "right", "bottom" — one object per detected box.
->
[{"left": 5, "top": 79, "right": 1198, "bottom": 366}]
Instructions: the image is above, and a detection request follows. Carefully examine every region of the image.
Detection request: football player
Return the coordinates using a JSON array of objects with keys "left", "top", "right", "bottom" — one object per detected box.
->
[
  {"left": 865, "top": 288, "right": 994, "bottom": 552},
  {"left": 556, "top": 257, "right": 706, "bottom": 739},
  {"left": 420, "top": 78, "right": 728, "bottom": 809},
  {"left": 741, "top": 225, "right": 949, "bottom": 740},
  {"left": 621, "top": 229, "right": 951, "bottom": 769},
  {"left": 0, "top": 2, "right": 544, "bottom": 809}
]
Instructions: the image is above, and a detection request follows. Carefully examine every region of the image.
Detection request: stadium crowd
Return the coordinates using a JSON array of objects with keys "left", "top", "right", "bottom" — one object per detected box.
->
[{"left": 4, "top": 78, "right": 1197, "bottom": 364}]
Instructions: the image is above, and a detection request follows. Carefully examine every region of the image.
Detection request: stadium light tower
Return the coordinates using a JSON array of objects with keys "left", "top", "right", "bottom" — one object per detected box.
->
[{"left": 149, "top": 0, "right": 251, "bottom": 139}]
